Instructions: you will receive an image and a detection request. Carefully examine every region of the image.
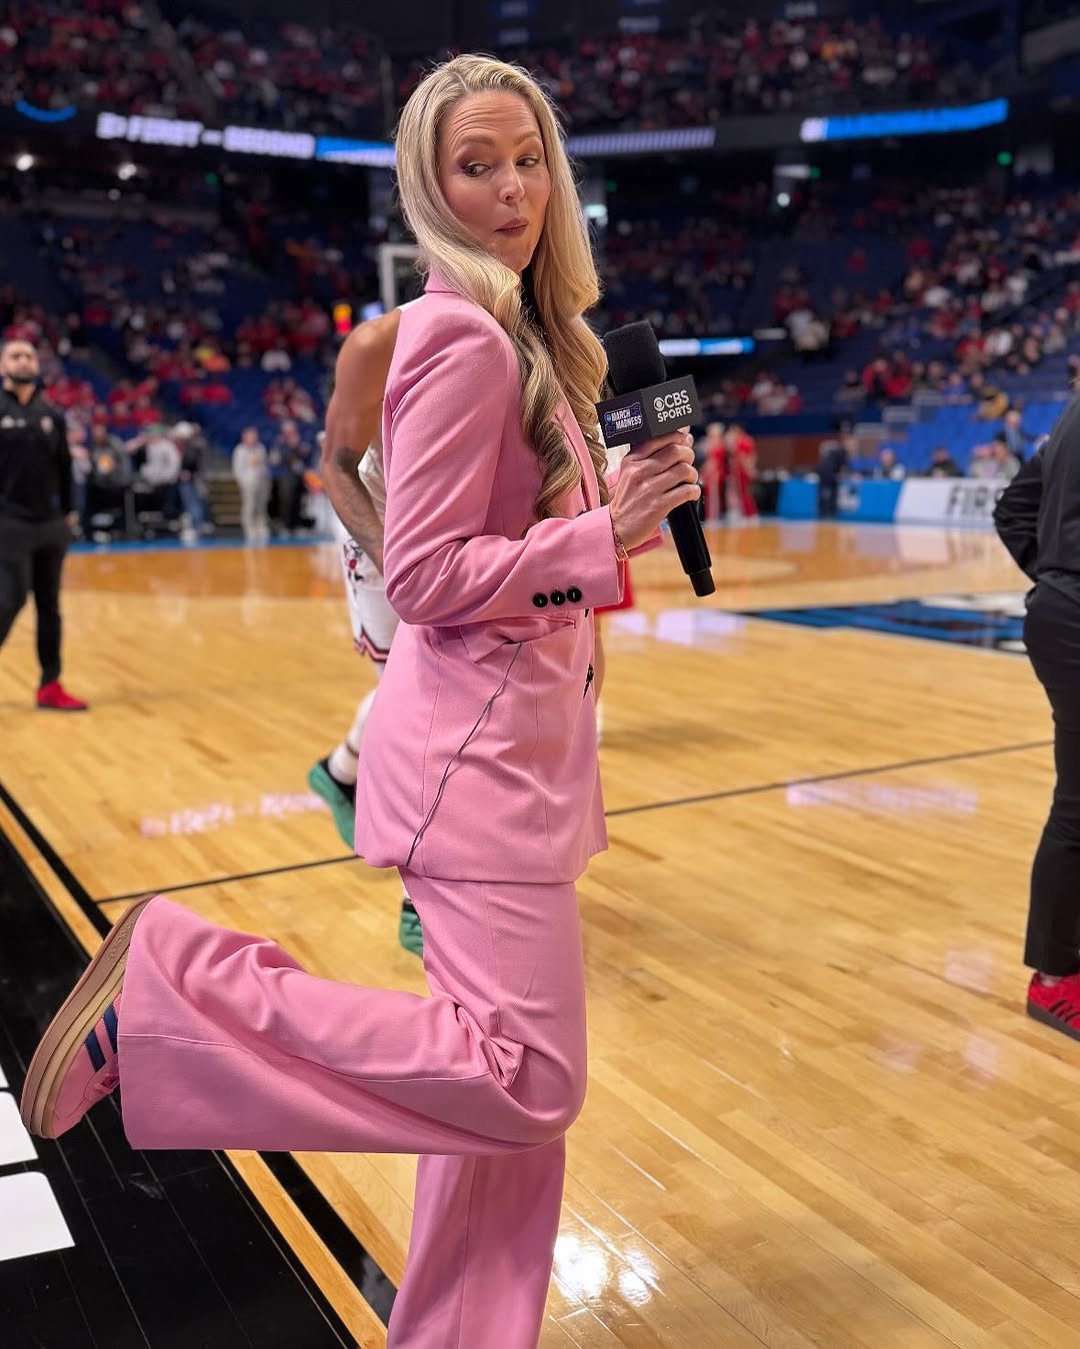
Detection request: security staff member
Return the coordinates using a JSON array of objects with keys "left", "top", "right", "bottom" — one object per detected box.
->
[
  {"left": 0, "top": 340, "right": 88, "bottom": 711},
  {"left": 995, "top": 401, "right": 1080, "bottom": 1038}
]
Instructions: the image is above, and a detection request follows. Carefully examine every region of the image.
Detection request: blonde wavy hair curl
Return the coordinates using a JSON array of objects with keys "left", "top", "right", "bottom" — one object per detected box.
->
[{"left": 394, "top": 53, "right": 609, "bottom": 519}]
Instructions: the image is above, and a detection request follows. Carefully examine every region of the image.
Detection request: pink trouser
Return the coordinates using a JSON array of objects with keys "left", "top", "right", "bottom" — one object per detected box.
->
[{"left": 116, "top": 869, "right": 588, "bottom": 1349}]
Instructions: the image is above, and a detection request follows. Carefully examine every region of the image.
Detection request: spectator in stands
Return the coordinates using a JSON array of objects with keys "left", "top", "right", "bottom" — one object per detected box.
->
[
  {"left": 1, "top": 0, "right": 189, "bottom": 120},
  {"left": 68, "top": 420, "right": 91, "bottom": 536},
  {"left": 817, "top": 434, "right": 852, "bottom": 518},
  {"left": 942, "top": 371, "right": 969, "bottom": 402},
  {"left": 991, "top": 436, "right": 1021, "bottom": 482},
  {"left": 135, "top": 427, "right": 180, "bottom": 489},
  {"left": 130, "top": 425, "right": 182, "bottom": 524},
  {"left": 972, "top": 436, "right": 1020, "bottom": 482},
  {"left": 884, "top": 359, "right": 914, "bottom": 402},
  {"left": 969, "top": 443, "right": 996, "bottom": 480},
  {"left": 750, "top": 370, "right": 779, "bottom": 408},
  {"left": 48, "top": 369, "right": 96, "bottom": 413},
  {"left": 83, "top": 422, "right": 132, "bottom": 538},
  {"left": 265, "top": 376, "right": 317, "bottom": 425},
  {"left": 232, "top": 426, "right": 270, "bottom": 544},
  {"left": 261, "top": 344, "right": 292, "bottom": 373},
  {"left": 195, "top": 338, "right": 231, "bottom": 374},
  {"left": 174, "top": 421, "right": 211, "bottom": 545},
  {"left": 269, "top": 419, "right": 312, "bottom": 536},
  {"left": 970, "top": 373, "right": 1009, "bottom": 421},
  {"left": 862, "top": 358, "right": 891, "bottom": 403},
  {"left": 126, "top": 395, "right": 161, "bottom": 430},
  {"left": 1002, "top": 407, "right": 1036, "bottom": 463},
  {"left": 181, "top": 372, "right": 233, "bottom": 407},
  {"left": 874, "top": 448, "right": 906, "bottom": 482},
  {"left": 927, "top": 446, "right": 963, "bottom": 478},
  {"left": 833, "top": 369, "right": 865, "bottom": 414},
  {"left": 787, "top": 300, "right": 830, "bottom": 360}
]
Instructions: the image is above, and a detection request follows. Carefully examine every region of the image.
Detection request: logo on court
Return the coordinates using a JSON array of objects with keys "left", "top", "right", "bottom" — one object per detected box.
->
[{"left": 749, "top": 594, "right": 1026, "bottom": 654}]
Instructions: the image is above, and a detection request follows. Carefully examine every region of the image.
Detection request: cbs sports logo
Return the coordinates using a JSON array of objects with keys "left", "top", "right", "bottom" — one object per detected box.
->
[{"left": 653, "top": 388, "right": 692, "bottom": 423}]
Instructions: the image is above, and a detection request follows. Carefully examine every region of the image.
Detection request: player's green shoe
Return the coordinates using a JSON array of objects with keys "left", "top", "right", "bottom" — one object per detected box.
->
[
  {"left": 399, "top": 899, "right": 424, "bottom": 958},
  {"left": 308, "top": 757, "right": 355, "bottom": 849}
]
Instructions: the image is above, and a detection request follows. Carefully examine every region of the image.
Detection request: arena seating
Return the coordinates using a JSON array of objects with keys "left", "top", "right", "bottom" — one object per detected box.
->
[
  {"left": 4, "top": 6, "right": 995, "bottom": 134},
  {"left": 0, "top": 0, "right": 193, "bottom": 117}
]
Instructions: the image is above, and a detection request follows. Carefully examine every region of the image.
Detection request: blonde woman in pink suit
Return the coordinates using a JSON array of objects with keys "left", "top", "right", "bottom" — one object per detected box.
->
[{"left": 21, "top": 55, "right": 700, "bottom": 1349}]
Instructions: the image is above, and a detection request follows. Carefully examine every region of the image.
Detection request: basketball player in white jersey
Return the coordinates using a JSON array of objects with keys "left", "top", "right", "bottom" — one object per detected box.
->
[{"left": 311, "top": 300, "right": 424, "bottom": 957}]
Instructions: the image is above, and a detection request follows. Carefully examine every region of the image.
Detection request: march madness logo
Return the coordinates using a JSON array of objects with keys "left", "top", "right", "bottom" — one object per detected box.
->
[
  {"left": 750, "top": 592, "right": 1026, "bottom": 653},
  {"left": 602, "top": 401, "right": 643, "bottom": 441}
]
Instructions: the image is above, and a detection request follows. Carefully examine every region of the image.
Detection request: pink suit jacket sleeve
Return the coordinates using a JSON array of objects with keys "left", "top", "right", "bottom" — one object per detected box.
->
[{"left": 382, "top": 307, "right": 624, "bottom": 627}]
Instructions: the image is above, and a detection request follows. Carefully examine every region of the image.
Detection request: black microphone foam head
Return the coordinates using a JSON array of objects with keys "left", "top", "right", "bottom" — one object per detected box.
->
[{"left": 603, "top": 321, "right": 666, "bottom": 395}]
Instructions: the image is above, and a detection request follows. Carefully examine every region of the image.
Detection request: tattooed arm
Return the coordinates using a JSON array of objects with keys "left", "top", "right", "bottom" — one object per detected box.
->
[{"left": 321, "top": 311, "right": 401, "bottom": 573}]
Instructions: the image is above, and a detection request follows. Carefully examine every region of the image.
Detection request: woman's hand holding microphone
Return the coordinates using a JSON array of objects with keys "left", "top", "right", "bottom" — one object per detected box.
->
[{"left": 608, "top": 429, "right": 700, "bottom": 553}]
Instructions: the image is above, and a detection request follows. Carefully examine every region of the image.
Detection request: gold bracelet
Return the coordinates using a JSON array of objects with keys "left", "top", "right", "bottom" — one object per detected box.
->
[{"left": 611, "top": 518, "right": 630, "bottom": 563}]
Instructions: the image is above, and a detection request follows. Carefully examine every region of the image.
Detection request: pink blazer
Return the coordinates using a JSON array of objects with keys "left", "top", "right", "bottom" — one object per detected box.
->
[{"left": 354, "top": 273, "right": 626, "bottom": 883}]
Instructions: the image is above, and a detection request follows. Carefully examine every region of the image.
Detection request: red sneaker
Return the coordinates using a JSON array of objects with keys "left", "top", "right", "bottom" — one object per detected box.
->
[
  {"left": 20, "top": 897, "right": 153, "bottom": 1138},
  {"left": 36, "top": 680, "right": 88, "bottom": 712},
  {"left": 1027, "top": 973, "right": 1080, "bottom": 1042}
]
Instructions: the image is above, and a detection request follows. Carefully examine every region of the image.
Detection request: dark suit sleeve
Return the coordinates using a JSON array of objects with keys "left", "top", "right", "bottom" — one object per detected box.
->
[
  {"left": 53, "top": 407, "right": 72, "bottom": 515},
  {"left": 993, "top": 447, "right": 1043, "bottom": 580}
]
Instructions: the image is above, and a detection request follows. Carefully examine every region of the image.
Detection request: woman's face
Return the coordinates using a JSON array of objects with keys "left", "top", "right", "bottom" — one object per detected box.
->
[{"left": 438, "top": 91, "right": 551, "bottom": 275}]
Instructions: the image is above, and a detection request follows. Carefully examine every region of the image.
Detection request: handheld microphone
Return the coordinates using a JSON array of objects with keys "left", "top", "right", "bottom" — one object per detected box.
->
[{"left": 598, "top": 322, "right": 716, "bottom": 598}]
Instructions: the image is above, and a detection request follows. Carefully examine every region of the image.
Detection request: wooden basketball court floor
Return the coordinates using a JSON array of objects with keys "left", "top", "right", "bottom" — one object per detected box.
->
[{"left": 1, "top": 519, "right": 1077, "bottom": 1348}]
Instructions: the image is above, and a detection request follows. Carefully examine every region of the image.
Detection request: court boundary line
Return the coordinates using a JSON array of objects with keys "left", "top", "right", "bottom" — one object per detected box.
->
[
  {"left": 99, "top": 851, "right": 361, "bottom": 906},
  {"left": 0, "top": 777, "right": 101, "bottom": 923},
  {"left": 0, "top": 775, "right": 394, "bottom": 1341},
  {"left": 604, "top": 738, "right": 1052, "bottom": 820},
  {"left": 87, "top": 738, "right": 1055, "bottom": 905}
]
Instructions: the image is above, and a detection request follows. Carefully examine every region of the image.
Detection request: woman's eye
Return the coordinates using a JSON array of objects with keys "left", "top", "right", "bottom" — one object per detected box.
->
[{"left": 462, "top": 163, "right": 486, "bottom": 177}]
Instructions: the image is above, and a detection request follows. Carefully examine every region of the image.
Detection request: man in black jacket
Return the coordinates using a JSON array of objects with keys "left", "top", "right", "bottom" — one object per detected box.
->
[
  {"left": 0, "top": 340, "right": 87, "bottom": 710},
  {"left": 995, "top": 401, "right": 1080, "bottom": 1038}
]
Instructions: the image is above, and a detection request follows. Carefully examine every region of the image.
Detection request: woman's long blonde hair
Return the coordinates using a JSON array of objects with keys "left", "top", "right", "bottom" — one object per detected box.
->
[{"left": 394, "top": 53, "right": 609, "bottom": 519}]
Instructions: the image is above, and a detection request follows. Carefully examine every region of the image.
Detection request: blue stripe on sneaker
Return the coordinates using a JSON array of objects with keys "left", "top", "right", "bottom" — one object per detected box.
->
[
  {"left": 84, "top": 1027, "right": 106, "bottom": 1072},
  {"left": 102, "top": 1004, "right": 119, "bottom": 1053}
]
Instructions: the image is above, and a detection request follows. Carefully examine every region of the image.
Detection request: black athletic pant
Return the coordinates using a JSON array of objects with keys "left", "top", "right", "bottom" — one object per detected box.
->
[
  {"left": 0, "top": 516, "right": 70, "bottom": 687},
  {"left": 1024, "top": 582, "right": 1080, "bottom": 975}
]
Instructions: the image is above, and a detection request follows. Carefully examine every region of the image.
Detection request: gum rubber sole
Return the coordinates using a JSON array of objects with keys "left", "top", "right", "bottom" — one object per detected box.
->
[{"left": 20, "top": 896, "right": 155, "bottom": 1137}]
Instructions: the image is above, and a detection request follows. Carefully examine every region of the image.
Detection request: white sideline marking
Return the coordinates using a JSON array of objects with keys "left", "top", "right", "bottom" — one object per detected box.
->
[
  {"left": 0, "top": 1172, "right": 74, "bottom": 1261},
  {"left": 0, "top": 1092, "right": 36, "bottom": 1166}
]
